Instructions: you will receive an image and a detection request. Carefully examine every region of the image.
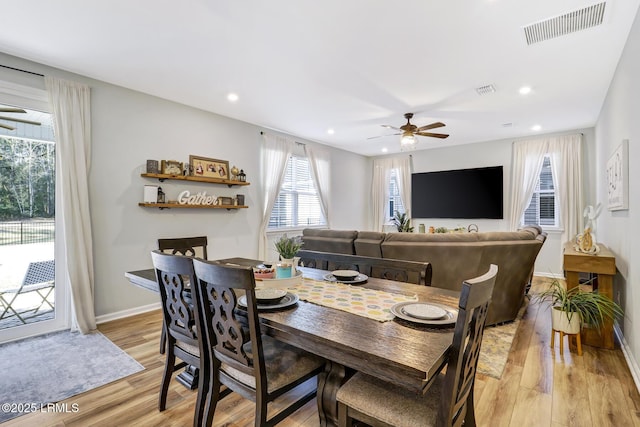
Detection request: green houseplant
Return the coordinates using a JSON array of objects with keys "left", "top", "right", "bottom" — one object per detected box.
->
[
  {"left": 274, "top": 234, "right": 303, "bottom": 260},
  {"left": 534, "top": 278, "right": 623, "bottom": 334},
  {"left": 392, "top": 211, "right": 414, "bottom": 233}
]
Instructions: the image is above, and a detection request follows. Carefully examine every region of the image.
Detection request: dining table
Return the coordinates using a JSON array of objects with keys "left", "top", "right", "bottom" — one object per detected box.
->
[{"left": 125, "top": 257, "right": 459, "bottom": 427}]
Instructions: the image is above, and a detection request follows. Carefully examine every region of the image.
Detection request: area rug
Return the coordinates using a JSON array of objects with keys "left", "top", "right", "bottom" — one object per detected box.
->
[
  {"left": 477, "top": 300, "right": 528, "bottom": 379},
  {"left": 0, "top": 330, "right": 144, "bottom": 422}
]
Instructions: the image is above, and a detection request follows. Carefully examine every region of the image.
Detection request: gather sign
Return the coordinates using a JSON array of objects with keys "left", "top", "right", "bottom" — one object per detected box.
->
[{"left": 177, "top": 190, "right": 221, "bottom": 206}]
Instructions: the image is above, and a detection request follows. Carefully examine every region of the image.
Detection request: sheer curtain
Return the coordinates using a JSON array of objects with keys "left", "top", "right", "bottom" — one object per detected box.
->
[
  {"left": 45, "top": 77, "right": 96, "bottom": 333},
  {"left": 509, "top": 134, "right": 583, "bottom": 242},
  {"left": 305, "top": 144, "right": 331, "bottom": 227},
  {"left": 371, "top": 156, "right": 412, "bottom": 232},
  {"left": 258, "top": 133, "right": 294, "bottom": 259}
]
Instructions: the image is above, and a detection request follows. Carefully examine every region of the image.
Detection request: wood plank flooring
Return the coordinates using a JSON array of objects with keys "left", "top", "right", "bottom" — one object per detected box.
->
[{"left": 4, "top": 277, "right": 640, "bottom": 426}]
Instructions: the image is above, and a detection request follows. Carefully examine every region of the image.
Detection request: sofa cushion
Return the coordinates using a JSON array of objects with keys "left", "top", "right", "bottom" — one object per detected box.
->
[
  {"left": 302, "top": 229, "right": 357, "bottom": 254},
  {"left": 354, "top": 231, "right": 386, "bottom": 258}
]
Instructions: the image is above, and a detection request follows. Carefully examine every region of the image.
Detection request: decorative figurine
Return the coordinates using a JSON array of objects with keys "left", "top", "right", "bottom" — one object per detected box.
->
[
  {"left": 238, "top": 169, "right": 246, "bottom": 182},
  {"left": 231, "top": 165, "right": 240, "bottom": 180}
]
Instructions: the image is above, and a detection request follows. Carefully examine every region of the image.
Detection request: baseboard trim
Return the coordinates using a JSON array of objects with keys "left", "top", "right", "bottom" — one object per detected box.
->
[
  {"left": 615, "top": 324, "right": 640, "bottom": 394},
  {"left": 95, "top": 302, "right": 161, "bottom": 325}
]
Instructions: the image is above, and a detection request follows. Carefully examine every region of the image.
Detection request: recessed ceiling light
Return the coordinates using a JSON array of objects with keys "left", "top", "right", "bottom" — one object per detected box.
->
[
  {"left": 382, "top": 148, "right": 388, "bottom": 153},
  {"left": 531, "top": 124, "right": 542, "bottom": 131},
  {"left": 227, "top": 93, "right": 239, "bottom": 102},
  {"left": 519, "top": 86, "right": 532, "bottom": 95},
  {"left": 327, "top": 128, "right": 335, "bottom": 135}
]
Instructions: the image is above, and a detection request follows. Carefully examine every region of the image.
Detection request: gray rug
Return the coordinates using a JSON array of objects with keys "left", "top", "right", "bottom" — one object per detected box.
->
[{"left": 0, "top": 330, "right": 144, "bottom": 422}]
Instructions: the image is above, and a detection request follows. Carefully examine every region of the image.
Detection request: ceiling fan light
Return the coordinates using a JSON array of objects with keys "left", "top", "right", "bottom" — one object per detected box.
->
[{"left": 400, "top": 132, "right": 416, "bottom": 147}]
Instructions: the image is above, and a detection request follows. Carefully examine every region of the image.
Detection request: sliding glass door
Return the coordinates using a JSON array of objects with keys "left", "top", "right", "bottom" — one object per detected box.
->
[{"left": 0, "top": 95, "right": 68, "bottom": 343}]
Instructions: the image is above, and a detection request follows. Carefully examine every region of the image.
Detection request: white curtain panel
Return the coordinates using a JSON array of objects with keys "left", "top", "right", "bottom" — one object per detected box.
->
[
  {"left": 45, "top": 76, "right": 96, "bottom": 334},
  {"left": 371, "top": 156, "right": 411, "bottom": 232},
  {"left": 258, "top": 133, "right": 294, "bottom": 259},
  {"left": 550, "top": 134, "right": 584, "bottom": 243},
  {"left": 305, "top": 144, "right": 331, "bottom": 227},
  {"left": 509, "top": 139, "right": 548, "bottom": 231}
]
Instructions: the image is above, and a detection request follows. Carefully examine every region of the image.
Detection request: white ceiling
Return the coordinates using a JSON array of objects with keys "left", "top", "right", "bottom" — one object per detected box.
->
[{"left": 0, "top": 1, "right": 638, "bottom": 156}]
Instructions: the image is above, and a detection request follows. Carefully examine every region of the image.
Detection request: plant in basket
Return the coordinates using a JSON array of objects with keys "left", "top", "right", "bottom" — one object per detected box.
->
[{"left": 274, "top": 234, "right": 303, "bottom": 260}]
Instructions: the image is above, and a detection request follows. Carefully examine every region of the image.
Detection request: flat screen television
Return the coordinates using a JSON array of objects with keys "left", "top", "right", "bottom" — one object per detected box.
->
[{"left": 411, "top": 166, "right": 503, "bottom": 219}]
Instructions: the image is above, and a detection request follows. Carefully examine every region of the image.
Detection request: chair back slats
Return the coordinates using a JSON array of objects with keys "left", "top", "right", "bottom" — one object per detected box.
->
[
  {"left": 438, "top": 264, "right": 498, "bottom": 427},
  {"left": 158, "top": 236, "right": 208, "bottom": 259},
  {"left": 151, "top": 250, "right": 198, "bottom": 345},
  {"left": 23, "top": 260, "right": 55, "bottom": 286},
  {"left": 192, "top": 260, "right": 260, "bottom": 371},
  {"left": 296, "top": 249, "right": 433, "bottom": 286}
]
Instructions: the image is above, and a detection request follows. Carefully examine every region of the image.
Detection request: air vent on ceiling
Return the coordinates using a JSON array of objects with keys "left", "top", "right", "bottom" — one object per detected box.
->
[
  {"left": 476, "top": 84, "right": 496, "bottom": 95},
  {"left": 523, "top": 2, "right": 606, "bottom": 45}
]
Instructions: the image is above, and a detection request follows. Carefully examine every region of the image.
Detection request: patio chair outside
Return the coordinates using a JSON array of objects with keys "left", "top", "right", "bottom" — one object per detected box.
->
[{"left": 0, "top": 260, "right": 55, "bottom": 324}]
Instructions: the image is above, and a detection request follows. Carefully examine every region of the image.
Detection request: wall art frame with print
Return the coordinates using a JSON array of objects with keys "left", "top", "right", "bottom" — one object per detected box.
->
[
  {"left": 189, "top": 155, "right": 230, "bottom": 180},
  {"left": 606, "top": 139, "right": 629, "bottom": 211}
]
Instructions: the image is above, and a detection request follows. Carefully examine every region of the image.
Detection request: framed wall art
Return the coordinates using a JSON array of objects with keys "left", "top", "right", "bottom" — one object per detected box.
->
[
  {"left": 161, "top": 160, "right": 183, "bottom": 176},
  {"left": 606, "top": 139, "right": 629, "bottom": 211},
  {"left": 189, "top": 155, "right": 229, "bottom": 179}
]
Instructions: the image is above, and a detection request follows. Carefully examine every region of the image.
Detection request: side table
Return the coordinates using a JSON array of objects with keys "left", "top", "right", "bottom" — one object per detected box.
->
[{"left": 563, "top": 242, "right": 616, "bottom": 349}]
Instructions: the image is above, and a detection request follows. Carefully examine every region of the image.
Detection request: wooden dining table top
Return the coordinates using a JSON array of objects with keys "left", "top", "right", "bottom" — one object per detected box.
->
[{"left": 125, "top": 257, "right": 459, "bottom": 394}]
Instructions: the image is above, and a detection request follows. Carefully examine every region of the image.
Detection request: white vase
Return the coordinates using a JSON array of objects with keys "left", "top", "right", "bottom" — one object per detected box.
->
[{"left": 552, "top": 306, "right": 581, "bottom": 334}]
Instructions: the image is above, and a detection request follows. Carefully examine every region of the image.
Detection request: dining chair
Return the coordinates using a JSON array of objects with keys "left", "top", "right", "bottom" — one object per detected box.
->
[
  {"left": 157, "top": 236, "right": 208, "bottom": 354},
  {"left": 336, "top": 264, "right": 498, "bottom": 427},
  {"left": 296, "top": 249, "right": 433, "bottom": 286},
  {"left": 191, "top": 258, "right": 326, "bottom": 426},
  {"left": 150, "top": 250, "right": 207, "bottom": 417}
]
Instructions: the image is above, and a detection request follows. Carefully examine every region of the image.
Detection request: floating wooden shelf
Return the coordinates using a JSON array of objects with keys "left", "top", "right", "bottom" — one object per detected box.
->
[
  {"left": 141, "top": 173, "right": 250, "bottom": 187},
  {"left": 138, "top": 203, "right": 248, "bottom": 210}
]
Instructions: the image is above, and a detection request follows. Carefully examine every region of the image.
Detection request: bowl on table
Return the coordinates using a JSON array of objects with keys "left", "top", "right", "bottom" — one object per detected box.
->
[
  {"left": 331, "top": 270, "right": 360, "bottom": 282},
  {"left": 254, "top": 288, "right": 288, "bottom": 304},
  {"left": 253, "top": 267, "right": 275, "bottom": 279}
]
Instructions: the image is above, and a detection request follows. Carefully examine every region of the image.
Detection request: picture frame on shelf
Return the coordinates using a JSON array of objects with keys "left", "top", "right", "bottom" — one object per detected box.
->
[
  {"left": 161, "top": 160, "right": 183, "bottom": 176},
  {"left": 146, "top": 159, "right": 159, "bottom": 174},
  {"left": 189, "top": 155, "right": 229, "bottom": 179}
]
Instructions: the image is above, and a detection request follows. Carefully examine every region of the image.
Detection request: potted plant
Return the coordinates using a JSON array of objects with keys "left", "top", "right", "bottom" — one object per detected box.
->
[
  {"left": 274, "top": 234, "right": 303, "bottom": 261},
  {"left": 534, "top": 278, "right": 623, "bottom": 335},
  {"left": 392, "top": 211, "right": 414, "bottom": 233}
]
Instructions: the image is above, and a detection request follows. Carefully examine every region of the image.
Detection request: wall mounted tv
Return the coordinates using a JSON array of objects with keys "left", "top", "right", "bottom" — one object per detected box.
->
[{"left": 411, "top": 166, "right": 503, "bottom": 219}]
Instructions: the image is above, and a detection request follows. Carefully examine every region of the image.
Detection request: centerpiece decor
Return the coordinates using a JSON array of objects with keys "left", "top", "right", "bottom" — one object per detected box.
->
[{"left": 274, "top": 234, "right": 303, "bottom": 261}]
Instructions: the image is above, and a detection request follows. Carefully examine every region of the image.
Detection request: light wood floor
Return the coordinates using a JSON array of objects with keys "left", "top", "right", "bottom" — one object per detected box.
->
[{"left": 5, "top": 277, "right": 640, "bottom": 426}]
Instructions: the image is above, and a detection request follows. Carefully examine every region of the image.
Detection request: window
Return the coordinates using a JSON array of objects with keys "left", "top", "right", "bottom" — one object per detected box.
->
[
  {"left": 268, "top": 155, "right": 326, "bottom": 229},
  {"left": 388, "top": 169, "right": 405, "bottom": 219},
  {"left": 522, "top": 155, "right": 557, "bottom": 227}
]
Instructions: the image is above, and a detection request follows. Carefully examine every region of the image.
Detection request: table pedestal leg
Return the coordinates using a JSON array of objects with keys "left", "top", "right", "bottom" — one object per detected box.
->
[{"left": 317, "top": 361, "right": 352, "bottom": 427}]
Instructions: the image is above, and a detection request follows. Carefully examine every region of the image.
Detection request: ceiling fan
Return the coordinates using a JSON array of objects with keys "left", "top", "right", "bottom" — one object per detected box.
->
[
  {"left": 370, "top": 112, "right": 449, "bottom": 149},
  {"left": 0, "top": 107, "right": 42, "bottom": 131}
]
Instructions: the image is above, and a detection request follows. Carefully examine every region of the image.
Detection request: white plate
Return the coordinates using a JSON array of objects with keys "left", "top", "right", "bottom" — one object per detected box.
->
[
  {"left": 401, "top": 303, "right": 448, "bottom": 320},
  {"left": 255, "top": 288, "right": 287, "bottom": 302},
  {"left": 390, "top": 302, "right": 458, "bottom": 326},
  {"left": 331, "top": 269, "right": 360, "bottom": 281},
  {"left": 238, "top": 293, "right": 299, "bottom": 310},
  {"left": 323, "top": 272, "right": 368, "bottom": 285}
]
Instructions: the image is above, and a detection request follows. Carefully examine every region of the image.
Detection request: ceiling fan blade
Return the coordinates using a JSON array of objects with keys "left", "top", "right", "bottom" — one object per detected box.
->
[
  {"left": 0, "top": 122, "right": 16, "bottom": 131},
  {"left": 417, "top": 122, "right": 446, "bottom": 131},
  {"left": 367, "top": 132, "right": 400, "bottom": 140},
  {"left": 416, "top": 132, "right": 449, "bottom": 139},
  {"left": 0, "top": 107, "right": 26, "bottom": 113},
  {"left": 381, "top": 124, "right": 401, "bottom": 131},
  {"left": 0, "top": 116, "right": 42, "bottom": 126}
]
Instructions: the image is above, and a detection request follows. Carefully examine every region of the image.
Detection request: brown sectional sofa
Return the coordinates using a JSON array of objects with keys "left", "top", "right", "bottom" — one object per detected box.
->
[{"left": 301, "top": 226, "right": 546, "bottom": 326}]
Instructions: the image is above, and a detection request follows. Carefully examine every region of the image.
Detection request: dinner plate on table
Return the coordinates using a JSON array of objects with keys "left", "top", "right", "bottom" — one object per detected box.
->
[
  {"left": 323, "top": 272, "right": 368, "bottom": 285},
  {"left": 237, "top": 293, "right": 299, "bottom": 311},
  {"left": 390, "top": 302, "right": 458, "bottom": 326}
]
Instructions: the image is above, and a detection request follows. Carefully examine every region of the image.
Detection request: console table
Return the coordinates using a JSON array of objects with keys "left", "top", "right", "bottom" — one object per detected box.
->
[{"left": 563, "top": 242, "right": 616, "bottom": 349}]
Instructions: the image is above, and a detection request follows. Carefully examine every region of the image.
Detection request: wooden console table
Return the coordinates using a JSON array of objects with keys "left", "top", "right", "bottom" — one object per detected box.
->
[{"left": 563, "top": 242, "right": 616, "bottom": 349}]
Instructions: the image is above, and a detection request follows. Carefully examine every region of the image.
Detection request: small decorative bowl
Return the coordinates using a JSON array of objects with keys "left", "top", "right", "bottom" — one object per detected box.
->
[{"left": 253, "top": 267, "right": 275, "bottom": 279}]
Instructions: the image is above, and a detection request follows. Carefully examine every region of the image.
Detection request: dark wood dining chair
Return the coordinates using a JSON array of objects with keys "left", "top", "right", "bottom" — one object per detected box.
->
[
  {"left": 157, "top": 236, "right": 208, "bottom": 354},
  {"left": 150, "top": 250, "right": 206, "bottom": 417},
  {"left": 191, "top": 258, "right": 326, "bottom": 426},
  {"left": 296, "top": 249, "right": 433, "bottom": 286},
  {"left": 336, "top": 264, "right": 498, "bottom": 427}
]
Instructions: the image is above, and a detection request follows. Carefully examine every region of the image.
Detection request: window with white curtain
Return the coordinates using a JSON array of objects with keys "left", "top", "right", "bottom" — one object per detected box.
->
[
  {"left": 268, "top": 155, "right": 326, "bottom": 229},
  {"left": 522, "top": 155, "right": 557, "bottom": 227},
  {"left": 388, "top": 169, "right": 405, "bottom": 219}
]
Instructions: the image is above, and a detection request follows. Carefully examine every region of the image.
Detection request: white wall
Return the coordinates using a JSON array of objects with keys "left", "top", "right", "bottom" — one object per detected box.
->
[
  {"left": 0, "top": 52, "right": 371, "bottom": 318},
  {"left": 595, "top": 7, "right": 640, "bottom": 364}
]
